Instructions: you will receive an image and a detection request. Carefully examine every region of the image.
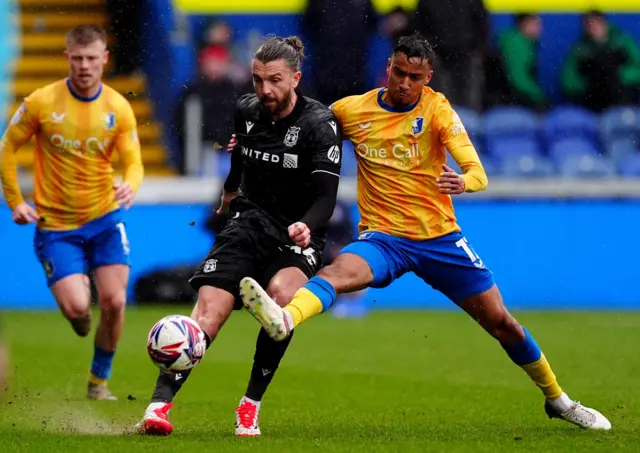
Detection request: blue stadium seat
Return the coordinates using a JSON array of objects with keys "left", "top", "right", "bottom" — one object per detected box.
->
[
  {"left": 471, "top": 138, "right": 485, "bottom": 156},
  {"left": 452, "top": 106, "right": 485, "bottom": 154},
  {"left": 480, "top": 155, "right": 500, "bottom": 177},
  {"left": 486, "top": 137, "right": 542, "bottom": 160},
  {"left": 617, "top": 154, "right": 640, "bottom": 178},
  {"left": 600, "top": 106, "right": 640, "bottom": 143},
  {"left": 548, "top": 138, "right": 600, "bottom": 162},
  {"left": 607, "top": 138, "right": 639, "bottom": 161},
  {"left": 341, "top": 140, "right": 358, "bottom": 177},
  {"left": 544, "top": 105, "right": 598, "bottom": 145},
  {"left": 558, "top": 154, "right": 617, "bottom": 178},
  {"left": 452, "top": 105, "right": 483, "bottom": 136},
  {"left": 484, "top": 106, "right": 540, "bottom": 140},
  {"left": 501, "top": 154, "right": 554, "bottom": 178}
]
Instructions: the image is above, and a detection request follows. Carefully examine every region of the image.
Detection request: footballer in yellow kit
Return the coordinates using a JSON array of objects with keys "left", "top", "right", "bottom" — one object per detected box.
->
[
  {"left": 0, "top": 25, "right": 143, "bottom": 400},
  {"left": 240, "top": 32, "right": 611, "bottom": 431}
]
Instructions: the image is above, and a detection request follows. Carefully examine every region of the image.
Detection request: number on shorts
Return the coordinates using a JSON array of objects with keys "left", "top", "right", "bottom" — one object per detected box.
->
[
  {"left": 455, "top": 237, "right": 484, "bottom": 269},
  {"left": 288, "top": 245, "right": 317, "bottom": 267},
  {"left": 116, "top": 222, "right": 130, "bottom": 255}
]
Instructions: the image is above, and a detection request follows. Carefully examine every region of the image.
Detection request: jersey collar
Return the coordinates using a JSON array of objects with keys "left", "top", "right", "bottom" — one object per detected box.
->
[
  {"left": 66, "top": 78, "right": 103, "bottom": 102},
  {"left": 377, "top": 88, "right": 421, "bottom": 113}
]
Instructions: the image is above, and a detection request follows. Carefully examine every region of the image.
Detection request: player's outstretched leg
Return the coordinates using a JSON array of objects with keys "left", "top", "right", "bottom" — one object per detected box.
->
[
  {"left": 236, "top": 268, "right": 304, "bottom": 436},
  {"left": 88, "top": 265, "right": 129, "bottom": 401},
  {"left": 240, "top": 253, "right": 374, "bottom": 341},
  {"left": 459, "top": 285, "right": 611, "bottom": 430},
  {"left": 136, "top": 285, "right": 233, "bottom": 435}
]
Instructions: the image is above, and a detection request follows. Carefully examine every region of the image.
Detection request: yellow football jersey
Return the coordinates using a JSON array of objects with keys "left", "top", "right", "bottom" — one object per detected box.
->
[
  {"left": 332, "top": 86, "right": 487, "bottom": 241},
  {"left": 0, "top": 79, "right": 143, "bottom": 230}
]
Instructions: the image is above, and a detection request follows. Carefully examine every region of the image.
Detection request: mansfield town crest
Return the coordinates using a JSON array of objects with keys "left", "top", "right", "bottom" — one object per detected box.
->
[
  {"left": 284, "top": 126, "right": 301, "bottom": 147},
  {"left": 411, "top": 117, "right": 424, "bottom": 135}
]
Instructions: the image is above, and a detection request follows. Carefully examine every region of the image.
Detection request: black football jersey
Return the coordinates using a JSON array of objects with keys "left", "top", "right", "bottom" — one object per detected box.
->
[{"left": 225, "top": 93, "right": 342, "bottom": 237}]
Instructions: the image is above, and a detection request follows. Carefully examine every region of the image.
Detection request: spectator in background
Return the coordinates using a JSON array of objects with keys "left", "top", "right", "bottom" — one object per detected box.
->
[
  {"left": 302, "top": 0, "right": 377, "bottom": 105},
  {"left": 384, "top": 6, "right": 413, "bottom": 44},
  {"left": 562, "top": 11, "right": 640, "bottom": 112},
  {"left": 171, "top": 47, "right": 240, "bottom": 174},
  {"left": 412, "top": 0, "right": 489, "bottom": 111},
  {"left": 198, "top": 20, "right": 251, "bottom": 90},
  {"left": 497, "top": 14, "right": 549, "bottom": 112},
  {"left": 107, "top": 0, "right": 143, "bottom": 75},
  {"left": 200, "top": 20, "right": 233, "bottom": 50},
  {"left": 377, "top": 7, "right": 413, "bottom": 87}
]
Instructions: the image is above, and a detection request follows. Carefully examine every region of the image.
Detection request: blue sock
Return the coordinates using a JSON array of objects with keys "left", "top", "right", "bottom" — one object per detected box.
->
[
  {"left": 501, "top": 327, "right": 542, "bottom": 366},
  {"left": 90, "top": 346, "right": 115, "bottom": 383},
  {"left": 305, "top": 276, "right": 337, "bottom": 312}
]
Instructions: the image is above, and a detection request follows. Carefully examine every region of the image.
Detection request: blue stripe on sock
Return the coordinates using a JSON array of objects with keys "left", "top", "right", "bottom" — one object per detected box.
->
[
  {"left": 501, "top": 327, "right": 542, "bottom": 366},
  {"left": 305, "top": 276, "right": 337, "bottom": 312},
  {"left": 90, "top": 346, "right": 115, "bottom": 380}
]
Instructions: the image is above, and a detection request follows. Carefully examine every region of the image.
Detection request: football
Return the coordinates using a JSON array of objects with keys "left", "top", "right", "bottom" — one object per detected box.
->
[{"left": 146, "top": 315, "right": 207, "bottom": 372}]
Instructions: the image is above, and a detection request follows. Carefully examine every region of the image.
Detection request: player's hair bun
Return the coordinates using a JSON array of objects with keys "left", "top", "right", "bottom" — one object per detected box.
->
[
  {"left": 255, "top": 34, "right": 306, "bottom": 71},
  {"left": 284, "top": 36, "right": 306, "bottom": 60}
]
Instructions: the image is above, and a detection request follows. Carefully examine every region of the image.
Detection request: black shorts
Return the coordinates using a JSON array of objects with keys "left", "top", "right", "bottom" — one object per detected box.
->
[{"left": 189, "top": 210, "right": 324, "bottom": 309}]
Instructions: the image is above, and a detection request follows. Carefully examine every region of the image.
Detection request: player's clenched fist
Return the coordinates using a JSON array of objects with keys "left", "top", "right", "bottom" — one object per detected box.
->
[
  {"left": 12, "top": 202, "right": 40, "bottom": 225},
  {"left": 437, "top": 164, "right": 466, "bottom": 195},
  {"left": 227, "top": 134, "right": 237, "bottom": 153},
  {"left": 288, "top": 221, "right": 311, "bottom": 248}
]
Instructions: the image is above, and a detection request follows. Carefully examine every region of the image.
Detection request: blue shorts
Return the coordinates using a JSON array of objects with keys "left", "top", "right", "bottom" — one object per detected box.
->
[
  {"left": 33, "top": 209, "right": 131, "bottom": 287},
  {"left": 339, "top": 230, "right": 495, "bottom": 304}
]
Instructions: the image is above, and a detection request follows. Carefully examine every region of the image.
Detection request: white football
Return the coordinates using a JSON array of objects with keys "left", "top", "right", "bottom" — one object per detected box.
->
[{"left": 146, "top": 315, "right": 207, "bottom": 372}]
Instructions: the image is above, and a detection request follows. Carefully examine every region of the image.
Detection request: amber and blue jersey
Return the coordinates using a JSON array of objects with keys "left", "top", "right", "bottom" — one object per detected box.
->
[
  {"left": 0, "top": 78, "right": 143, "bottom": 231},
  {"left": 331, "top": 86, "right": 487, "bottom": 241}
]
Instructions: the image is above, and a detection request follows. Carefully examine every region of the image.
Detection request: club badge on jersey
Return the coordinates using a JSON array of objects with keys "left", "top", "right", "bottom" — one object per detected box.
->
[
  {"left": 105, "top": 113, "right": 116, "bottom": 130},
  {"left": 284, "top": 126, "right": 300, "bottom": 147},
  {"left": 411, "top": 117, "right": 424, "bottom": 135}
]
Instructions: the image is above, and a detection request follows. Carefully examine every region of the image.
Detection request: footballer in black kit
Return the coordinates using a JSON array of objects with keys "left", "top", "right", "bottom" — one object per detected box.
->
[
  {"left": 189, "top": 91, "right": 342, "bottom": 305},
  {"left": 135, "top": 35, "right": 343, "bottom": 438}
]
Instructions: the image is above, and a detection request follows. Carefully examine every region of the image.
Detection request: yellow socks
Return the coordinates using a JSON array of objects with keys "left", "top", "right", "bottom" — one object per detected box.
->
[
  {"left": 521, "top": 353, "right": 563, "bottom": 399},
  {"left": 502, "top": 327, "right": 563, "bottom": 400},
  {"left": 284, "top": 277, "right": 337, "bottom": 327},
  {"left": 88, "top": 371, "right": 107, "bottom": 386},
  {"left": 285, "top": 288, "right": 323, "bottom": 327}
]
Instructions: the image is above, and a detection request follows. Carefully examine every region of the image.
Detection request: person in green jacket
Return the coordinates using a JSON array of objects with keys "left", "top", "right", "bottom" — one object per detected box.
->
[
  {"left": 561, "top": 11, "right": 640, "bottom": 112},
  {"left": 498, "top": 14, "right": 549, "bottom": 111}
]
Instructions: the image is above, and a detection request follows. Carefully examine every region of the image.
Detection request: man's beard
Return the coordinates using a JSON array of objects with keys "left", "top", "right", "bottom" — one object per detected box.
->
[{"left": 260, "top": 90, "right": 292, "bottom": 117}]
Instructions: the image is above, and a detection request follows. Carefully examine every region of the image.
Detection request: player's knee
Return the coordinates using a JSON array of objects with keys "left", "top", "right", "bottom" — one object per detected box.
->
[
  {"left": 99, "top": 291, "right": 126, "bottom": 313},
  {"left": 62, "top": 304, "right": 84, "bottom": 319},
  {"left": 58, "top": 296, "right": 90, "bottom": 322},
  {"left": 266, "top": 282, "right": 297, "bottom": 307},
  {"left": 192, "top": 286, "right": 235, "bottom": 339}
]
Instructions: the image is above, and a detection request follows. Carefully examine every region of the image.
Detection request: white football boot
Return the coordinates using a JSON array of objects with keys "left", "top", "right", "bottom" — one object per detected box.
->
[
  {"left": 87, "top": 382, "right": 117, "bottom": 401},
  {"left": 235, "top": 396, "right": 261, "bottom": 436},
  {"left": 545, "top": 393, "right": 611, "bottom": 430},
  {"left": 135, "top": 402, "right": 173, "bottom": 435},
  {"left": 240, "top": 277, "right": 293, "bottom": 342}
]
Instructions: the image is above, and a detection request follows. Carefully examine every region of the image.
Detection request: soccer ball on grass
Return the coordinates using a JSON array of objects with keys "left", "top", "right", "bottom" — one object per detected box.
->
[{"left": 146, "top": 315, "right": 207, "bottom": 372}]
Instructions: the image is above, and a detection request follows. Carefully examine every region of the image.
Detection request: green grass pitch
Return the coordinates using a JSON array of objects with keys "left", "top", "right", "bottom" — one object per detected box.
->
[{"left": 0, "top": 307, "right": 638, "bottom": 452}]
